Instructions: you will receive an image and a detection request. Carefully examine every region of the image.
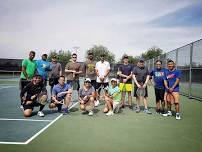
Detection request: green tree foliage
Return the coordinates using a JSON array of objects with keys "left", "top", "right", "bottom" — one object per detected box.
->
[
  {"left": 141, "top": 46, "right": 163, "bottom": 60},
  {"left": 86, "top": 45, "right": 115, "bottom": 63},
  {"left": 48, "top": 49, "right": 71, "bottom": 63}
]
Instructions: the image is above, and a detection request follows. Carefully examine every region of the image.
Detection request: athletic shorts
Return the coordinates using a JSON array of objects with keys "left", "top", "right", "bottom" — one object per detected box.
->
[
  {"left": 133, "top": 85, "right": 148, "bottom": 98},
  {"left": 165, "top": 92, "right": 180, "bottom": 104},
  {"left": 67, "top": 80, "right": 80, "bottom": 91},
  {"left": 90, "top": 80, "right": 97, "bottom": 89},
  {"left": 119, "top": 83, "right": 132, "bottom": 92},
  {"left": 155, "top": 88, "right": 165, "bottom": 102},
  {"left": 96, "top": 82, "right": 109, "bottom": 90}
]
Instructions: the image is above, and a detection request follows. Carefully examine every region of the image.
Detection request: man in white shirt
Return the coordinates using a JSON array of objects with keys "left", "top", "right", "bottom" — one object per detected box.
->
[{"left": 95, "top": 54, "right": 110, "bottom": 104}]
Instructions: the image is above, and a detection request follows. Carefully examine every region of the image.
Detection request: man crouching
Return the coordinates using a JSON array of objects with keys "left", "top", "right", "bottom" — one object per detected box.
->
[{"left": 20, "top": 75, "right": 48, "bottom": 117}]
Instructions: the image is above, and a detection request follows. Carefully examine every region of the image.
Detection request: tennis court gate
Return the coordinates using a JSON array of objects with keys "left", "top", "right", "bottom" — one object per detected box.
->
[{"left": 145, "top": 39, "right": 202, "bottom": 101}]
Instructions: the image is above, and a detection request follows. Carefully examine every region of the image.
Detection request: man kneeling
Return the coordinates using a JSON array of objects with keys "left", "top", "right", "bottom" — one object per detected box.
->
[
  {"left": 20, "top": 75, "right": 48, "bottom": 117},
  {"left": 79, "top": 78, "right": 95, "bottom": 116},
  {"left": 49, "top": 76, "right": 72, "bottom": 115}
]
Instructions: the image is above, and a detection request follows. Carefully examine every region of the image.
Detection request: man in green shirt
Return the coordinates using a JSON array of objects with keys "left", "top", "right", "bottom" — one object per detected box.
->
[{"left": 20, "top": 51, "right": 37, "bottom": 91}]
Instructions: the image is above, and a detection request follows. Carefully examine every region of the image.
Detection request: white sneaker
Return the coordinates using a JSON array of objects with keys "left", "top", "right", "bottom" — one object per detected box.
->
[
  {"left": 88, "top": 110, "right": 94, "bottom": 116},
  {"left": 176, "top": 113, "right": 181, "bottom": 120},
  {"left": 106, "top": 111, "right": 114, "bottom": 116},
  {"left": 167, "top": 111, "right": 172, "bottom": 116},
  {"left": 162, "top": 111, "right": 172, "bottom": 117},
  {"left": 37, "top": 111, "right": 45, "bottom": 117},
  {"left": 94, "top": 100, "right": 100, "bottom": 107}
]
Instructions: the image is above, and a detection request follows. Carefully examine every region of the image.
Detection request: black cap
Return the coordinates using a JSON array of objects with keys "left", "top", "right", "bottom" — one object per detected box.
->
[
  {"left": 139, "top": 58, "right": 145, "bottom": 62},
  {"left": 123, "top": 54, "right": 129, "bottom": 59},
  {"left": 52, "top": 55, "right": 57, "bottom": 59}
]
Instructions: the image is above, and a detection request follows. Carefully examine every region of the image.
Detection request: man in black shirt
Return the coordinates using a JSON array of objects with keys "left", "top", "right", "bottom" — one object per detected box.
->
[{"left": 20, "top": 75, "right": 48, "bottom": 117}]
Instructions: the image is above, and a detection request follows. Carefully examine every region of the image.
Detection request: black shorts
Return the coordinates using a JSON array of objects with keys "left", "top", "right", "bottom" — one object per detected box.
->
[
  {"left": 96, "top": 82, "right": 109, "bottom": 90},
  {"left": 134, "top": 85, "right": 148, "bottom": 97},
  {"left": 91, "top": 80, "right": 97, "bottom": 89},
  {"left": 155, "top": 88, "right": 165, "bottom": 102},
  {"left": 23, "top": 101, "right": 41, "bottom": 110},
  {"left": 20, "top": 79, "right": 31, "bottom": 90},
  {"left": 49, "top": 77, "right": 59, "bottom": 87}
]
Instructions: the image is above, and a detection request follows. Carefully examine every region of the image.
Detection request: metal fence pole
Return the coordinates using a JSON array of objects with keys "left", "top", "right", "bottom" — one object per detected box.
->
[
  {"left": 189, "top": 43, "right": 193, "bottom": 98},
  {"left": 176, "top": 49, "right": 178, "bottom": 69}
]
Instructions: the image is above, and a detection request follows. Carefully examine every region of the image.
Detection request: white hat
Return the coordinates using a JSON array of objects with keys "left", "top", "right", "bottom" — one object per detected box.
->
[
  {"left": 84, "top": 78, "right": 91, "bottom": 83},
  {"left": 111, "top": 78, "right": 117, "bottom": 82}
]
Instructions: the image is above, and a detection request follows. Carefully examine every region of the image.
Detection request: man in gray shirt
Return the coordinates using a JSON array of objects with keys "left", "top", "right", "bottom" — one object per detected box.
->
[{"left": 132, "top": 59, "right": 151, "bottom": 114}]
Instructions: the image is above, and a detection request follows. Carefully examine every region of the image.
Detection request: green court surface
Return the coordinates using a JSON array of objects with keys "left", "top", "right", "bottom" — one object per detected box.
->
[{"left": 0, "top": 84, "right": 202, "bottom": 152}]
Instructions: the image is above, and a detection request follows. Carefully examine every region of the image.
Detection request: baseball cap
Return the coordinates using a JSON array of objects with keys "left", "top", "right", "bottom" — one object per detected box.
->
[
  {"left": 139, "top": 58, "right": 145, "bottom": 62},
  {"left": 111, "top": 78, "right": 117, "bottom": 82},
  {"left": 52, "top": 55, "right": 57, "bottom": 59},
  {"left": 84, "top": 78, "right": 91, "bottom": 83},
  {"left": 123, "top": 54, "right": 129, "bottom": 59}
]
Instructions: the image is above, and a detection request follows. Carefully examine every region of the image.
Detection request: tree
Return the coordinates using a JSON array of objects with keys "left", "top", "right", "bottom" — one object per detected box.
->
[
  {"left": 141, "top": 46, "right": 163, "bottom": 60},
  {"left": 48, "top": 49, "right": 71, "bottom": 63},
  {"left": 86, "top": 45, "right": 115, "bottom": 64}
]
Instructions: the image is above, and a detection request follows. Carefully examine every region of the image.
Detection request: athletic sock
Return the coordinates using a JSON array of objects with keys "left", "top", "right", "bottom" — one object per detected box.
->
[{"left": 39, "top": 105, "right": 45, "bottom": 111}]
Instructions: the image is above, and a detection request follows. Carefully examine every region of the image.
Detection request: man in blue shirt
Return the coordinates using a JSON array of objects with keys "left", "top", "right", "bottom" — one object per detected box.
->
[
  {"left": 150, "top": 60, "right": 166, "bottom": 114},
  {"left": 36, "top": 54, "right": 51, "bottom": 86},
  {"left": 49, "top": 76, "right": 72, "bottom": 115},
  {"left": 163, "top": 60, "right": 181, "bottom": 120}
]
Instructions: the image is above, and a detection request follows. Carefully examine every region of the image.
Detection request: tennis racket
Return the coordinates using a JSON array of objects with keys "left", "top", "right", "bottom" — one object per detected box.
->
[
  {"left": 57, "top": 99, "right": 79, "bottom": 110},
  {"left": 136, "top": 83, "right": 146, "bottom": 98}
]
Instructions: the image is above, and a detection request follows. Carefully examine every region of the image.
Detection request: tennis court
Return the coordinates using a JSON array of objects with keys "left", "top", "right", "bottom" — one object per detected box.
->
[{"left": 0, "top": 79, "right": 202, "bottom": 152}]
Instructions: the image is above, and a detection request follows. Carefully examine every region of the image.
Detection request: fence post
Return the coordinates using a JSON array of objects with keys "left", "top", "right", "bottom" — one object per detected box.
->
[
  {"left": 176, "top": 49, "right": 178, "bottom": 69},
  {"left": 189, "top": 43, "right": 193, "bottom": 98}
]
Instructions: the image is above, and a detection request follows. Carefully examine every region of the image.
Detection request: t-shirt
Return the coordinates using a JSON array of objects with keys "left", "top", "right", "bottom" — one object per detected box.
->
[
  {"left": 118, "top": 64, "right": 133, "bottom": 83},
  {"left": 52, "top": 83, "right": 71, "bottom": 100},
  {"left": 20, "top": 59, "right": 37, "bottom": 79},
  {"left": 65, "top": 62, "right": 82, "bottom": 81},
  {"left": 163, "top": 69, "right": 181, "bottom": 92},
  {"left": 79, "top": 86, "right": 95, "bottom": 98},
  {"left": 150, "top": 68, "right": 167, "bottom": 89},
  {"left": 20, "top": 81, "right": 47, "bottom": 100},
  {"left": 133, "top": 66, "right": 149, "bottom": 84},
  {"left": 49, "top": 62, "right": 62, "bottom": 78},
  {"left": 107, "top": 86, "right": 121, "bottom": 102},
  {"left": 95, "top": 61, "right": 110, "bottom": 83},
  {"left": 83, "top": 60, "right": 96, "bottom": 80},
  {"left": 36, "top": 60, "right": 51, "bottom": 79}
]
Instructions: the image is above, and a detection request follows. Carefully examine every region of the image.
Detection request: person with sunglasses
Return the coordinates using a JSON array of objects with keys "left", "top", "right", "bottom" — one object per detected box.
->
[{"left": 65, "top": 53, "right": 82, "bottom": 91}]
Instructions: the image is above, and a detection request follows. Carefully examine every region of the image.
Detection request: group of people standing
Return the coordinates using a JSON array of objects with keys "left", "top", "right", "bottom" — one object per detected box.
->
[{"left": 19, "top": 51, "right": 181, "bottom": 120}]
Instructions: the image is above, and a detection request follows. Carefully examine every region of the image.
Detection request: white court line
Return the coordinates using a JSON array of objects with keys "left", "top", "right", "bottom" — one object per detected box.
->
[
  {"left": 0, "top": 114, "right": 63, "bottom": 145},
  {"left": 0, "top": 118, "right": 52, "bottom": 122},
  {"left": 0, "top": 86, "right": 17, "bottom": 90}
]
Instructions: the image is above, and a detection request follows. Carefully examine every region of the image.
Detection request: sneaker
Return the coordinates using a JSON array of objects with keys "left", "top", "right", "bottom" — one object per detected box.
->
[
  {"left": 37, "top": 111, "right": 45, "bottom": 117},
  {"left": 143, "top": 109, "right": 152, "bottom": 114},
  {"left": 106, "top": 111, "right": 114, "bottom": 116},
  {"left": 121, "top": 104, "right": 125, "bottom": 109},
  {"left": 162, "top": 111, "right": 172, "bottom": 117},
  {"left": 88, "top": 110, "right": 94, "bottom": 116},
  {"left": 114, "top": 104, "right": 121, "bottom": 114},
  {"left": 135, "top": 106, "right": 140, "bottom": 113},
  {"left": 129, "top": 105, "right": 133, "bottom": 110},
  {"left": 20, "top": 105, "right": 24, "bottom": 111},
  {"left": 94, "top": 100, "right": 100, "bottom": 107},
  {"left": 176, "top": 113, "right": 181, "bottom": 120},
  {"left": 156, "top": 109, "right": 161, "bottom": 114},
  {"left": 63, "top": 108, "right": 69, "bottom": 115}
]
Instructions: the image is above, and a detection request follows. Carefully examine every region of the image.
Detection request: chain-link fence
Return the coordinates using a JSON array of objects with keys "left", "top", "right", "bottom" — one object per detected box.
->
[{"left": 145, "top": 39, "right": 202, "bottom": 100}]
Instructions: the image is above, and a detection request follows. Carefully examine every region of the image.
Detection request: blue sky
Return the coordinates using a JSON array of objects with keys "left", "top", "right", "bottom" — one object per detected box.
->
[{"left": 0, "top": 0, "right": 202, "bottom": 61}]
